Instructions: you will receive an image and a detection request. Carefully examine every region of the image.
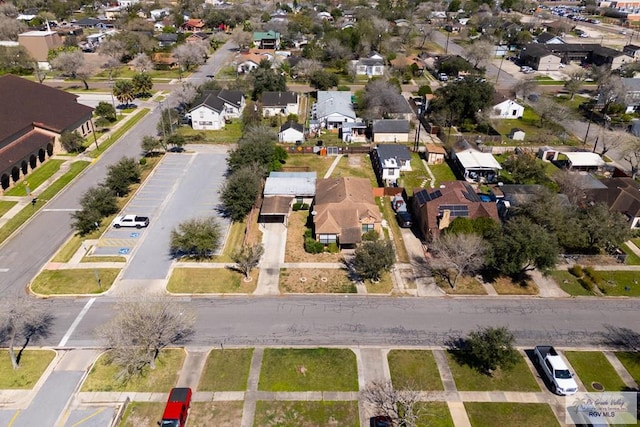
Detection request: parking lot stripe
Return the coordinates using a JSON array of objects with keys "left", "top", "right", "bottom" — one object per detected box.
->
[
  {"left": 7, "top": 410, "right": 20, "bottom": 426},
  {"left": 58, "top": 298, "right": 95, "bottom": 347},
  {"left": 71, "top": 408, "right": 105, "bottom": 427}
]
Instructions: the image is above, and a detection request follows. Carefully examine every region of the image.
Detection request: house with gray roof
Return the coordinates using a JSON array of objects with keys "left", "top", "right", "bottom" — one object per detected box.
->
[
  {"left": 260, "top": 171, "right": 317, "bottom": 223},
  {"left": 372, "top": 119, "right": 410, "bottom": 143},
  {"left": 262, "top": 91, "right": 299, "bottom": 116},
  {"left": 279, "top": 121, "right": 304, "bottom": 143},
  {"left": 188, "top": 89, "right": 245, "bottom": 130},
  {"left": 622, "top": 78, "right": 640, "bottom": 113},
  {"left": 372, "top": 144, "right": 412, "bottom": 186},
  {"left": 312, "top": 91, "right": 356, "bottom": 130}
]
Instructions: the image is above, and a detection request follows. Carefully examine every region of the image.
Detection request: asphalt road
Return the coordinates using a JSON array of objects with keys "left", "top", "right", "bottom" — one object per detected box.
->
[{"left": 0, "top": 40, "right": 238, "bottom": 295}]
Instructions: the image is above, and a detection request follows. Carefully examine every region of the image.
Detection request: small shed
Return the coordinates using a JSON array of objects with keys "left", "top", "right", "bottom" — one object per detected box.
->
[
  {"left": 425, "top": 143, "right": 446, "bottom": 164},
  {"left": 279, "top": 121, "right": 304, "bottom": 143},
  {"left": 259, "top": 196, "right": 293, "bottom": 224},
  {"left": 509, "top": 128, "right": 525, "bottom": 141}
]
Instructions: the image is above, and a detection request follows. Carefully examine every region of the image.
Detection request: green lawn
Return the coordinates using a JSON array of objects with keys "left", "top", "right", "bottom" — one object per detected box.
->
[
  {"left": 0, "top": 200, "right": 17, "bottom": 217},
  {"left": 30, "top": 268, "right": 120, "bottom": 294},
  {"left": 4, "top": 160, "right": 65, "bottom": 196},
  {"left": 93, "top": 67, "right": 181, "bottom": 80},
  {"left": 0, "top": 350, "right": 56, "bottom": 389},
  {"left": 328, "top": 154, "right": 378, "bottom": 187},
  {"left": 465, "top": 402, "right": 560, "bottom": 427},
  {"left": 416, "top": 402, "right": 455, "bottom": 427},
  {"left": 446, "top": 351, "right": 540, "bottom": 391},
  {"left": 398, "top": 153, "right": 431, "bottom": 195},
  {"left": 253, "top": 401, "right": 359, "bottom": 427},
  {"left": 491, "top": 107, "right": 544, "bottom": 139},
  {"left": 430, "top": 162, "right": 458, "bottom": 186},
  {"left": 615, "top": 352, "right": 640, "bottom": 385},
  {"left": 259, "top": 348, "right": 358, "bottom": 392},
  {"left": 0, "top": 160, "right": 89, "bottom": 245},
  {"left": 388, "top": 350, "right": 444, "bottom": 390},
  {"left": 549, "top": 270, "right": 640, "bottom": 296},
  {"left": 198, "top": 349, "right": 253, "bottom": 391},
  {"left": 119, "top": 402, "right": 166, "bottom": 427},
  {"left": 621, "top": 243, "right": 640, "bottom": 265},
  {"left": 553, "top": 94, "right": 590, "bottom": 112},
  {"left": 282, "top": 153, "right": 335, "bottom": 178},
  {"left": 81, "top": 349, "right": 185, "bottom": 392},
  {"left": 177, "top": 120, "right": 243, "bottom": 144},
  {"left": 167, "top": 268, "right": 257, "bottom": 293},
  {"left": 565, "top": 351, "right": 627, "bottom": 392}
]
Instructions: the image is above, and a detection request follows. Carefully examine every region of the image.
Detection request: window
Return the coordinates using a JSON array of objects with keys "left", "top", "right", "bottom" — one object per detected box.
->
[
  {"left": 319, "top": 234, "right": 337, "bottom": 244},
  {"left": 362, "top": 223, "right": 374, "bottom": 233}
]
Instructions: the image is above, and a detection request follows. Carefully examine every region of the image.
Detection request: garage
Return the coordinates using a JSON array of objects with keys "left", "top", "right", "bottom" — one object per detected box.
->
[{"left": 259, "top": 196, "right": 293, "bottom": 224}]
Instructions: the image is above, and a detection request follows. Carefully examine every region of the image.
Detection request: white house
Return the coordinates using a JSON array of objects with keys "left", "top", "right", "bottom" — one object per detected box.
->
[
  {"left": 454, "top": 148, "right": 502, "bottom": 183},
  {"left": 312, "top": 91, "right": 356, "bottom": 130},
  {"left": 279, "top": 121, "right": 304, "bottom": 143},
  {"left": 262, "top": 91, "right": 299, "bottom": 116},
  {"left": 491, "top": 98, "right": 524, "bottom": 119},
  {"left": 351, "top": 52, "right": 385, "bottom": 77},
  {"left": 372, "top": 144, "right": 412, "bottom": 186},
  {"left": 372, "top": 119, "right": 410, "bottom": 143},
  {"left": 189, "top": 89, "right": 245, "bottom": 130}
]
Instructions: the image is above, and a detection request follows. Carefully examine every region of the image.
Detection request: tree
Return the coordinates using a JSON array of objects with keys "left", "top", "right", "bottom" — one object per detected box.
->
[
  {"left": 174, "top": 82, "right": 198, "bottom": 107},
  {"left": 232, "top": 30, "right": 252, "bottom": 49},
  {"left": 294, "top": 58, "right": 322, "bottom": 81},
  {"left": 220, "top": 165, "right": 262, "bottom": 221},
  {"left": 131, "top": 72, "right": 153, "bottom": 97},
  {"left": 580, "top": 202, "right": 632, "bottom": 254},
  {"left": 129, "top": 52, "right": 153, "bottom": 72},
  {"left": 502, "top": 151, "right": 547, "bottom": 184},
  {"left": 359, "top": 79, "right": 407, "bottom": 119},
  {"left": 622, "top": 137, "right": 640, "bottom": 179},
  {"left": 353, "top": 240, "right": 395, "bottom": 281},
  {"left": 487, "top": 217, "right": 559, "bottom": 276},
  {"left": 465, "top": 39, "right": 494, "bottom": 68},
  {"left": 564, "top": 69, "right": 586, "bottom": 100},
  {"left": 112, "top": 80, "right": 135, "bottom": 106},
  {"left": 511, "top": 76, "right": 538, "bottom": 100},
  {"left": 104, "top": 157, "right": 140, "bottom": 196},
  {"left": 430, "top": 79, "right": 494, "bottom": 125},
  {"left": 227, "top": 126, "right": 284, "bottom": 173},
  {"left": 170, "top": 217, "right": 222, "bottom": 259},
  {"left": 0, "top": 297, "right": 53, "bottom": 370},
  {"left": 308, "top": 70, "right": 339, "bottom": 91},
  {"left": 98, "top": 295, "right": 195, "bottom": 381},
  {"left": 361, "top": 380, "right": 421, "bottom": 427},
  {"left": 250, "top": 61, "right": 286, "bottom": 99},
  {"left": 534, "top": 97, "right": 571, "bottom": 128},
  {"left": 79, "top": 186, "right": 118, "bottom": 217},
  {"left": 430, "top": 233, "right": 487, "bottom": 288},
  {"left": 465, "top": 326, "right": 519, "bottom": 375},
  {"left": 141, "top": 135, "right": 165, "bottom": 154},
  {"left": 231, "top": 243, "right": 264, "bottom": 279},
  {"left": 157, "top": 107, "right": 179, "bottom": 138},
  {"left": 71, "top": 206, "right": 103, "bottom": 235},
  {"left": 173, "top": 43, "right": 207, "bottom": 76},
  {"left": 97, "top": 38, "right": 126, "bottom": 67},
  {"left": 0, "top": 15, "right": 26, "bottom": 41},
  {"left": 592, "top": 67, "right": 625, "bottom": 115},
  {"left": 60, "top": 130, "right": 84, "bottom": 152},
  {"left": 95, "top": 101, "right": 117, "bottom": 122},
  {"left": 50, "top": 50, "right": 93, "bottom": 89}
]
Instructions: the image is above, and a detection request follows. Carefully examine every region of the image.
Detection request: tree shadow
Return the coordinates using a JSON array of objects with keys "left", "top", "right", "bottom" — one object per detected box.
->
[
  {"left": 16, "top": 311, "right": 55, "bottom": 366},
  {"left": 600, "top": 324, "right": 640, "bottom": 352}
]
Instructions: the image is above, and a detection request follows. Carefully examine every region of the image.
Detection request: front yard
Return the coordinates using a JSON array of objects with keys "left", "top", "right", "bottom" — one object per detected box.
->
[
  {"left": 177, "top": 120, "right": 243, "bottom": 144},
  {"left": 549, "top": 270, "right": 640, "bottom": 296}
]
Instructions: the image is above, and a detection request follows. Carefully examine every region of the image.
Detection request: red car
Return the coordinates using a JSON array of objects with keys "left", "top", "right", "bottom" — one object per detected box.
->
[{"left": 159, "top": 387, "right": 192, "bottom": 427}]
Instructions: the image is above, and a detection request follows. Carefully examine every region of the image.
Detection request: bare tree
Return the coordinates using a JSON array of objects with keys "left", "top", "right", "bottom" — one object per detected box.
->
[
  {"left": 231, "top": 243, "right": 264, "bottom": 279},
  {"left": 232, "top": 31, "right": 253, "bottom": 49},
  {"left": 597, "top": 128, "right": 628, "bottom": 157},
  {"left": 361, "top": 380, "right": 422, "bottom": 427},
  {"left": 98, "top": 295, "right": 195, "bottom": 381},
  {"left": 0, "top": 15, "right": 26, "bottom": 41},
  {"left": 294, "top": 58, "right": 322, "bottom": 80},
  {"left": 173, "top": 43, "right": 207, "bottom": 76},
  {"left": 534, "top": 97, "right": 571, "bottom": 127},
  {"left": 465, "top": 40, "right": 494, "bottom": 68},
  {"left": 564, "top": 69, "right": 586, "bottom": 100},
  {"left": 361, "top": 79, "right": 406, "bottom": 119},
  {"left": 622, "top": 137, "right": 640, "bottom": 179},
  {"left": 129, "top": 52, "right": 154, "bottom": 72},
  {"left": 554, "top": 170, "right": 587, "bottom": 205},
  {"left": 511, "top": 76, "right": 538, "bottom": 100},
  {"left": 0, "top": 297, "right": 54, "bottom": 370},
  {"left": 429, "top": 233, "right": 486, "bottom": 288},
  {"left": 591, "top": 67, "right": 625, "bottom": 114},
  {"left": 174, "top": 82, "right": 198, "bottom": 107},
  {"left": 51, "top": 51, "right": 94, "bottom": 89}
]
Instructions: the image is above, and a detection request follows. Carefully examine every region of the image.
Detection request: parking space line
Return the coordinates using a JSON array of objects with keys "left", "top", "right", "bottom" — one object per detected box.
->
[
  {"left": 7, "top": 410, "right": 20, "bottom": 426},
  {"left": 70, "top": 408, "right": 106, "bottom": 427}
]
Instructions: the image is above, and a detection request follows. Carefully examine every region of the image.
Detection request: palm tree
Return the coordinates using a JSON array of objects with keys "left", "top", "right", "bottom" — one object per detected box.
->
[
  {"left": 112, "top": 80, "right": 135, "bottom": 106},
  {"left": 132, "top": 73, "right": 153, "bottom": 97}
]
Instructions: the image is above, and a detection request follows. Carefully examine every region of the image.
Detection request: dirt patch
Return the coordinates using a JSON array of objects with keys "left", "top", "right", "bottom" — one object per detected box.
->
[
  {"left": 491, "top": 276, "right": 538, "bottom": 295},
  {"left": 348, "top": 155, "right": 361, "bottom": 167},
  {"left": 280, "top": 268, "right": 356, "bottom": 293},
  {"left": 435, "top": 275, "right": 487, "bottom": 295},
  {"left": 189, "top": 401, "right": 243, "bottom": 426},
  {"left": 284, "top": 211, "right": 343, "bottom": 263}
]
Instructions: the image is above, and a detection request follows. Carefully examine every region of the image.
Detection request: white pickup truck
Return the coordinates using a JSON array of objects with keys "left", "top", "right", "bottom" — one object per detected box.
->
[
  {"left": 534, "top": 345, "right": 578, "bottom": 395},
  {"left": 112, "top": 215, "right": 149, "bottom": 229}
]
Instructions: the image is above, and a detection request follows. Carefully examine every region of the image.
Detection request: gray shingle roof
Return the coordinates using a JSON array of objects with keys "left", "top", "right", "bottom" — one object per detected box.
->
[
  {"left": 262, "top": 91, "right": 298, "bottom": 107},
  {"left": 190, "top": 89, "right": 243, "bottom": 113},
  {"left": 375, "top": 144, "right": 411, "bottom": 162},
  {"left": 280, "top": 120, "right": 303, "bottom": 133},
  {"left": 372, "top": 119, "right": 410, "bottom": 134}
]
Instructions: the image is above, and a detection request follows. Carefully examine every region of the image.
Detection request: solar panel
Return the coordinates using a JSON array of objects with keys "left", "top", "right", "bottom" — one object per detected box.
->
[
  {"left": 429, "top": 190, "right": 442, "bottom": 200},
  {"left": 439, "top": 204, "right": 469, "bottom": 217},
  {"left": 414, "top": 189, "right": 431, "bottom": 205}
]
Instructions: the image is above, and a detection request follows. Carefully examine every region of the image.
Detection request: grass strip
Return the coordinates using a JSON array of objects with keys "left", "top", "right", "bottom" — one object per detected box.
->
[
  {"left": 198, "top": 349, "right": 253, "bottom": 391},
  {"left": 4, "top": 160, "right": 64, "bottom": 196},
  {"left": 0, "top": 350, "right": 56, "bottom": 389},
  {"left": 465, "top": 402, "right": 560, "bottom": 427},
  {"left": 0, "top": 200, "right": 17, "bottom": 216},
  {"left": 565, "top": 351, "right": 627, "bottom": 392},
  {"left": 30, "top": 268, "right": 120, "bottom": 294}
]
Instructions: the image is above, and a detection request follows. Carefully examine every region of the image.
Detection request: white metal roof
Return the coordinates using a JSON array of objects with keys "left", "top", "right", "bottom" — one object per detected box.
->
[
  {"left": 562, "top": 152, "right": 605, "bottom": 167},
  {"left": 455, "top": 149, "right": 502, "bottom": 170},
  {"left": 264, "top": 172, "right": 317, "bottom": 197}
]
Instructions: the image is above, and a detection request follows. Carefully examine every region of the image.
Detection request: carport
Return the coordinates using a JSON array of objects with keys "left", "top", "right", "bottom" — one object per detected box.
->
[{"left": 259, "top": 196, "right": 293, "bottom": 224}]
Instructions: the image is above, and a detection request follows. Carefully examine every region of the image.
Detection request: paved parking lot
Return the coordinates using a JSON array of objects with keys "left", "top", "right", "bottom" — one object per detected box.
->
[{"left": 94, "top": 146, "right": 230, "bottom": 281}]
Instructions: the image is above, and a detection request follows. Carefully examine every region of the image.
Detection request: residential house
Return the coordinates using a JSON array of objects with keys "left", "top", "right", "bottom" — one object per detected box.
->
[
  {"left": 104, "top": 7, "right": 122, "bottom": 20},
  {"left": 152, "top": 52, "right": 177, "bottom": 68},
  {"left": 180, "top": 19, "right": 206, "bottom": 32},
  {"left": 262, "top": 91, "right": 299, "bottom": 116},
  {"left": 317, "top": 11, "right": 333, "bottom": 21},
  {"left": 411, "top": 180, "right": 500, "bottom": 240},
  {"left": 117, "top": 0, "right": 139, "bottom": 7},
  {"left": 313, "top": 177, "right": 382, "bottom": 247},
  {"left": 186, "top": 32, "right": 208, "bottom": 44},
  {"left": 390, "top": 55, "right": 425, "bottom": 74},
  {"left": 260, "top": 171, "right": 316, "bottom": 224},
  {"left": 351, "top": 52, "right": 385, "bottom": 77},
  {"left": 519, "top": 44, "right": 562, "bottom": 71},
  {"left": 149, "top": 8, "right": 169, "bottom": 20},
  {"left": 520, "top": 43, "right": 632, "bottom": 70},
  {"left": 18, "top": 30, "right": 62, "bottom": 69},
  {"left": 188, "top": 89, "right": 245, "bottom": 130},
  {"left": 372, "top": 144, "right": 412, "bottom": 186},
  {"left": 75, "top": 17, "right": 103, "bottom": 28},
  {"left": 383, "top": 94, "right": 414, "bottom": 121},
  {"left": 312, "top": 91, "right": 356, "bottom": 130},
  {"left": 623, "top": 44, "right": 640, "bottom": 61},
  {"left": 253, "top": 31, "right": 280, "bottom": 49},
  {"left": 585, "top": 177, "right": 640, "bottom": 228},
  {"left": 340, "top": 122, "right": 367, "bottom": 143},
  {"left": 425, "top": 143, "right": 446, "bottom": 164},
  {"left": 536, "top": 32, "right": 565, "bottom": 44},
  {"left": 591, "top": 45, "right": 633, "bottom": 69},
  {"left": 279, "top": 121, "right": 304, "bottom": 143},
  {"left": 492, "top": 184, "right": 569, "bottom": 220},
  {"left": 372, "top": 119, "right": 410, "bottom": 143},
  {"left": 0, "top": 74, "right": 94, "bottom": 191},
  {"left": 453, "top": 148, "right": 502, "bottom": 183},
  {"left": 622, "top": 78, "right": 640, "bottom": 113},
  {"left": 236, "top": 49, "right": 275, "bottom": 73},
  {"left": 156, "top": 33, "right": 178, "bottom": 47},
  {"left": 490, "top": 93, "right": 524, "bottom": 119}
]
